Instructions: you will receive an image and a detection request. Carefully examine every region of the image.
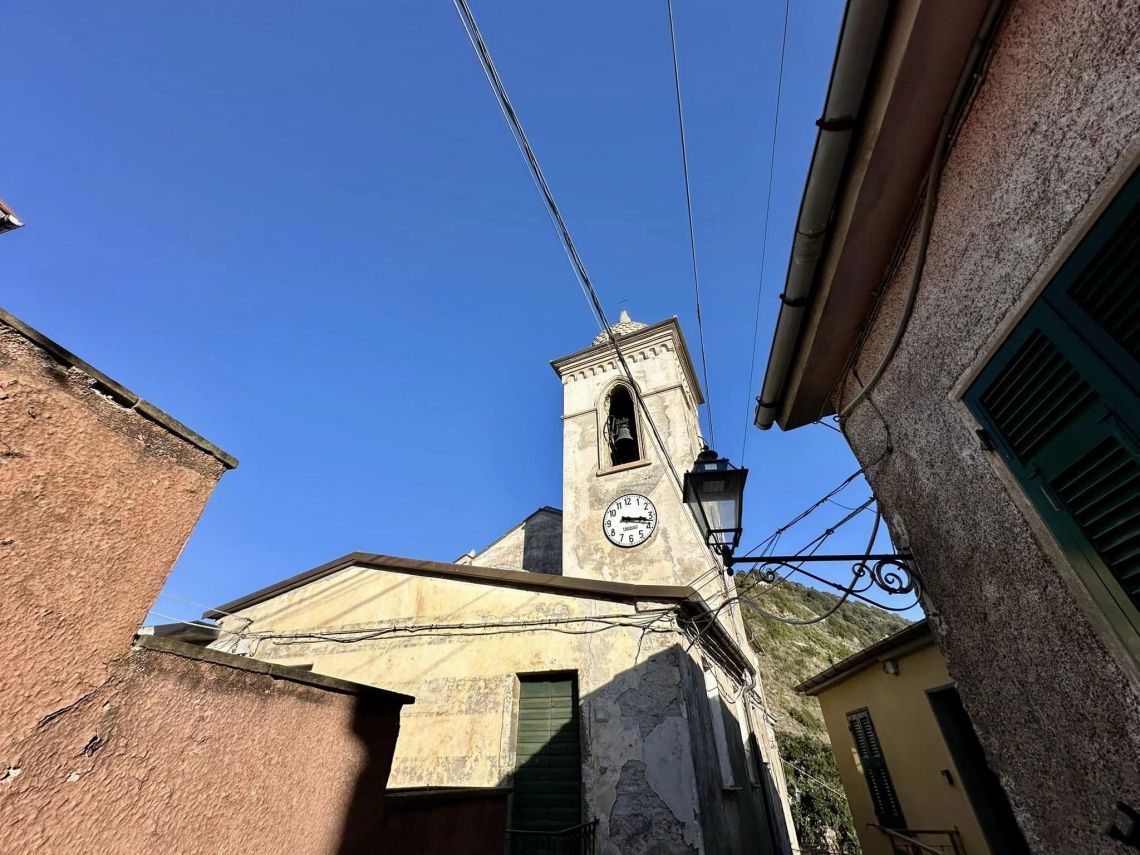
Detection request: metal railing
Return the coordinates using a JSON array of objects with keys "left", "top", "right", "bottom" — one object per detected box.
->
[
  {"left": 872, "top": 826, "right": 967, "bottom": 855},
  {"left": 506, "top": 820, "right": 598, "bottom": 855}
]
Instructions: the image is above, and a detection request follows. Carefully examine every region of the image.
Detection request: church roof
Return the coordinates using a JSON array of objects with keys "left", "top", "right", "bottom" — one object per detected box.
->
[
  {"left": 591, "top": 309, "right": 647, "bottom": 345},
  {"left": 201, "top": 551, "right": 755, "bottom": 676}
]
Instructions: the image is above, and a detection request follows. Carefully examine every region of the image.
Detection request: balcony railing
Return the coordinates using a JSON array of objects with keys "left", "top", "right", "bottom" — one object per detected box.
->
[
  {"left": 506, "top": 820, "right": 598, "bottom": 855},
  {"left": 872, "top": 825, "right": 967, "bottom": 855}
]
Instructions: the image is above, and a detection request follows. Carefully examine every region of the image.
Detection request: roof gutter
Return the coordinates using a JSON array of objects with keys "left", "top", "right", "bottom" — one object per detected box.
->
[{"left": 753, "top": 0, "right": 889, "bottom": 430}]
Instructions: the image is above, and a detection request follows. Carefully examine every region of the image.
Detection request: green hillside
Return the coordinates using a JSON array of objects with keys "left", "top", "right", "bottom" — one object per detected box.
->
[{"left": 737, "top": 575, "right": 910, "bottom": 854}]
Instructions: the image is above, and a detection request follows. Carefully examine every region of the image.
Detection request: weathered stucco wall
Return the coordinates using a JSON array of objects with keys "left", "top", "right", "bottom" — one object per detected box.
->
[
  {"left": 837, "top": 2, "right": 1140, "bottom": 852},
  {"left": 0, "top": 316, "right": 230, "bottom": 756},
  {"left": 1, "top": 638, "right": 409, "bottom": 854},
  {"left": 468, "top": 507, "right": 564, "bottom": 574},
  {"left": 216, "top": 564, "right": 782, "bottom": 854},
  {"left": 814, "top": 644, "right": 990, "bottom": 855}
]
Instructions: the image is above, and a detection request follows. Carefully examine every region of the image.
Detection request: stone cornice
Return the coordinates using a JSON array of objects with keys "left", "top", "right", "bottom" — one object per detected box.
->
[{"left": 549, "top": 317, "right": 705, "bottom": 405}]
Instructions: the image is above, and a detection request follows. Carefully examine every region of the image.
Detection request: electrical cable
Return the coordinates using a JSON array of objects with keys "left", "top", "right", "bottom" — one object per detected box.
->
[
  {"left": 738, "top": 509, "right": 881, "bottom": 626},
  {"left": 249, "top": 608, "right": 679, "bottom": 646},
  {"left": 453, "top": 0, "right": 725, "bottom": 586},
  {"left": 665, "top": 0, "right": 716, "bottom": 450},
  {"left": 155, "top": 591, "right": 250, "bottom": 622},
  {"left": 721, "top": 497, "right": 873, "bottom": 618},
  {"left": 780, "top": 759, "right": 847, "bottom": 799},
  {"left": 735, "top": 452, "right": 885, "bottom": 558},
  {"left": 452, "top": 0, "right": 598, "bottom": 323},
  {"left": 740, "top": 0, "right": 791, "bottom": 466},
  {"left": 454, "top": 0, "right": 687, "bottom": 492},
  {"left": 837, "top": 0, "right": 1009, "bottom": 422},
  {"left": 143, "top": 610, "right": 245, "bottom": 638}
]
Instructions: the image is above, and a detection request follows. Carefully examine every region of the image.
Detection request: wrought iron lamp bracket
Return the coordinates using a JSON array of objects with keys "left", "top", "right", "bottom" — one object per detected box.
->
[{"left": 718, "top": 550, "right": 920, "bottom": 609}]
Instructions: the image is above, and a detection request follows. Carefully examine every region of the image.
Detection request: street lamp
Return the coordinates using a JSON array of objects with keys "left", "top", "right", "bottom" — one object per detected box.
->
[
  {"left": 682, "top": 447, "right": 918, "bottom": 597},
  {"left": 682, "top": 447, "right": 747, "bottom": 561}
]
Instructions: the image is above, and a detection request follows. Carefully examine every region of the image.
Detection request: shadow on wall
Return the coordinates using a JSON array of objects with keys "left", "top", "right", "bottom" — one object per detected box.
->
[
  {"left": 521, "top": 512, "right": 563, "bottom": 575},
  {"left": 367, "top": 645, "right": 790, "bottom": 854},
  {"left": 337, "top": 695, "right": 405, "bottom": 855}
]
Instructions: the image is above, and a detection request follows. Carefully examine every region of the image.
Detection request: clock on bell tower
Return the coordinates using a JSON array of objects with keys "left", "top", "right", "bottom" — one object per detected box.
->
[{"left": 550, "top": 311, "right": 716, "bottom": 586}]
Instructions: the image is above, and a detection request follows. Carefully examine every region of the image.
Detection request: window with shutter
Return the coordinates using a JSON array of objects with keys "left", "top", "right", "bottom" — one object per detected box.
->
[
  {"left": 966, "top": 166, "right": 1140, "bottom": 657},
  {"left": 511, "top": 675, "right": 582, "bottom": 850},
  {"left": 847, "top": 708, "right": 906, "bottom": 829}
]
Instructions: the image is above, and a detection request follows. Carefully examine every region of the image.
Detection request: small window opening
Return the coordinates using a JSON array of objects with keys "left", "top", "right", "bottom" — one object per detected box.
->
[{"left": 604, "top": 385, "right": 641, "bottom": 466}]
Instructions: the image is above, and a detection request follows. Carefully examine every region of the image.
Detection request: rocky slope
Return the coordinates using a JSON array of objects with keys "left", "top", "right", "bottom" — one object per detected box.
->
[{"left": 738, "top": 575, "right": 911, "bottom": 854}]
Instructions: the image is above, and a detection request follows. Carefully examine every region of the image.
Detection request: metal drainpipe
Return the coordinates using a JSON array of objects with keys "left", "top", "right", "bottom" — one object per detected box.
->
[
  {"left": 753, "top": 0, "right": 890, "bottom": 431},
  {"left": 756, "top": 0, "right": 1011, "bottom": 430}
]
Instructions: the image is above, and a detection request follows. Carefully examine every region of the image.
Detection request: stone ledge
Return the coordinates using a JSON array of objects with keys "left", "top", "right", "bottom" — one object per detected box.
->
[{"left": 133, "top": 634, "right": 414, "bottom": 705}]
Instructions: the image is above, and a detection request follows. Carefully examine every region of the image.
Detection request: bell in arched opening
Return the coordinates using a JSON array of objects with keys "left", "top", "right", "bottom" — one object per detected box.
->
[{"left": 605, "top": 384, "right": 641, "bottom": 466}]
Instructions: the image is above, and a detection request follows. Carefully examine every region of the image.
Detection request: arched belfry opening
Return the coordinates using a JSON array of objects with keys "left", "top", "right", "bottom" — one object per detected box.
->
[{"left": 603, "top": 384, "right": 641, "bottom": 467}]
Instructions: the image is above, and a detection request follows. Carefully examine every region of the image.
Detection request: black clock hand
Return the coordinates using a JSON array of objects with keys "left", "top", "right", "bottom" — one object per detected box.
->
[{"left": 620, "top": 516, "right": 652, "bottom": 523}]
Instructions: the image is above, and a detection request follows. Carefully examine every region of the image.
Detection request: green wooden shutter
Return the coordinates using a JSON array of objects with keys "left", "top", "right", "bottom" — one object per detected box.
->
[
  {"left": 512, "top": 676, "right": 582, "bottom": 839},
  {"left": 966, "top": 166, "right": 1140, "bottom": 656},
  {"left": 1052, "top": 436, "right": 1140, "bottom": 604},
  {"left": 847, "top": 708, "right": 906, "bottom": 829},
  {"left": 1044, "top": 165, "right": 1140, "bottom": 393}
]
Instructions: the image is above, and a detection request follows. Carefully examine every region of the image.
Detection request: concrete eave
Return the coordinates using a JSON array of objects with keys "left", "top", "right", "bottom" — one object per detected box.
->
[
  {"left": 795, "top": 619, "right": 931, "bottom": 696},
  {"left": 768, "top": 0, "right": 993, "bottom": 430},
  {"left": 550, "top": 317, "right": 705, "bottom": 406},
  {"left": 0, "top": 307, "right": 238, "bottom": 469}
]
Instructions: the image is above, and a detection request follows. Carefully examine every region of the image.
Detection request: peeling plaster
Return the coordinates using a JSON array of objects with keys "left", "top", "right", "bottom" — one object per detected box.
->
[
  {"left": 644, "top": 715, "right": 702, "bottom": 849},
  {"left": 609, "top": 761, "right": 697, "bottom": 855}
]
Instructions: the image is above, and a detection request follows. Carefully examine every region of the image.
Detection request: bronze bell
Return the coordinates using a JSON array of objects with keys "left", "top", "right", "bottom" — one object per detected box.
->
[{"left": 610, "top": 416, "right": 635, "bottom": 446}]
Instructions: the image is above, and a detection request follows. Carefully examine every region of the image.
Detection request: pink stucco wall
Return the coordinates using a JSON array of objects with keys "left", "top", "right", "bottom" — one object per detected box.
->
[
  {"left": 1, "top": 639, "right": 407, "bottom": 854},
  {"left": 0, "top": 319, "right": 228, "bottom": 753},
  {"left": 0, "top": 314, "right": 415, "bottom": 851},
  {"left": 837, "top": 1, "right": 1140, "bottom": 852}
]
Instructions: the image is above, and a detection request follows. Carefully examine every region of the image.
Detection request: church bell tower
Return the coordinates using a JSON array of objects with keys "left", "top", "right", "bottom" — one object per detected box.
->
[{"left": 550, "top": 311, "right": 714, "bottom": 586}]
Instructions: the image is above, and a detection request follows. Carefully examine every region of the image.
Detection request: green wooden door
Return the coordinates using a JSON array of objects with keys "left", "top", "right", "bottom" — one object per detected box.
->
[{"left": 511, "top": 676, "right": 582, "bottom": 850}]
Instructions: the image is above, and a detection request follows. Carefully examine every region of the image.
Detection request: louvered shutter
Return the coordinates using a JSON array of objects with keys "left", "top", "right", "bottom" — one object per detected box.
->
[
  {"left": 966, "top": 167, "right": 1140, "bottom": 654},
  {"left": 847, "top": 709, "right": 906, "bottom": 829},
  {"left": 511, "top": 676, "right": 582, "bottom": 850},
  {"left": 1045, "top": 166, "right": 1140, "bottom": 393}
]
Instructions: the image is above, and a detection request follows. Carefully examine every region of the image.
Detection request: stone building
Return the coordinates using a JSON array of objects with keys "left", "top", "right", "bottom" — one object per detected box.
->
[
  {"left": 207, "top": 313, "right": 797, "bottom": 854},
  {"left": 753, "top": 0, "right": 1140, "bottom": 852}
]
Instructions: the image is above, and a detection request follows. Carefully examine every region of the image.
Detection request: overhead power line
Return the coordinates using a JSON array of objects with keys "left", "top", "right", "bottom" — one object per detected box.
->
[
  {"left": 665, "top": 0, "right": 716, "bottom": 450},
  {"left": 452, "top": 0, "right": 690, "bottom": 498},
  {"left": 741, "top": 0, "right": 791, "bottom": 466}
]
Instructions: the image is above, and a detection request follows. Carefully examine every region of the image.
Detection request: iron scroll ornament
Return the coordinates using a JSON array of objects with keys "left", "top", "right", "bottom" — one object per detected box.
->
[{"left": 725, "top": 552, "right": 921, "bottom": 612}]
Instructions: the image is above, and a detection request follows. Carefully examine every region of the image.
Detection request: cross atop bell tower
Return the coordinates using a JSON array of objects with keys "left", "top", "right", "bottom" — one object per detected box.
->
[{"left": 550, "top": 311, "right": 712, "bottom": 586}]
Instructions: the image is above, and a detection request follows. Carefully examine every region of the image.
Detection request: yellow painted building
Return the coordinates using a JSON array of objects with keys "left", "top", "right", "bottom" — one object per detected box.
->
[{"left": 797, "top": 621, "right": 1028, "bottom": 855}]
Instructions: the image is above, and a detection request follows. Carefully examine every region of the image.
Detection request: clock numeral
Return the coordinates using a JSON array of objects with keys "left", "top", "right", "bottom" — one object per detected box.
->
[{"left": 605, "top": 495, "right": 656, "bottom": 547}]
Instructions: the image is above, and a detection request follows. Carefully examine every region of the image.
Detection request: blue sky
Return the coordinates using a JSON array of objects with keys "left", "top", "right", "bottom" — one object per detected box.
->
[{"left": 5, "top": 0, "right": 907, "bottom": 622}]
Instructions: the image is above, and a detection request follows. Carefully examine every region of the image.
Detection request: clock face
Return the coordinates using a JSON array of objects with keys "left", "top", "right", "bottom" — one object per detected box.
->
[{"left": 603, "top": 494, "right": 657, "bottom": 548}]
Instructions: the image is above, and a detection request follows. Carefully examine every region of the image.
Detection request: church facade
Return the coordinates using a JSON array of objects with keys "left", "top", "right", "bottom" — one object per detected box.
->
[{"left": 207, "top": 314, "right": 796, "bottom": 854}]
